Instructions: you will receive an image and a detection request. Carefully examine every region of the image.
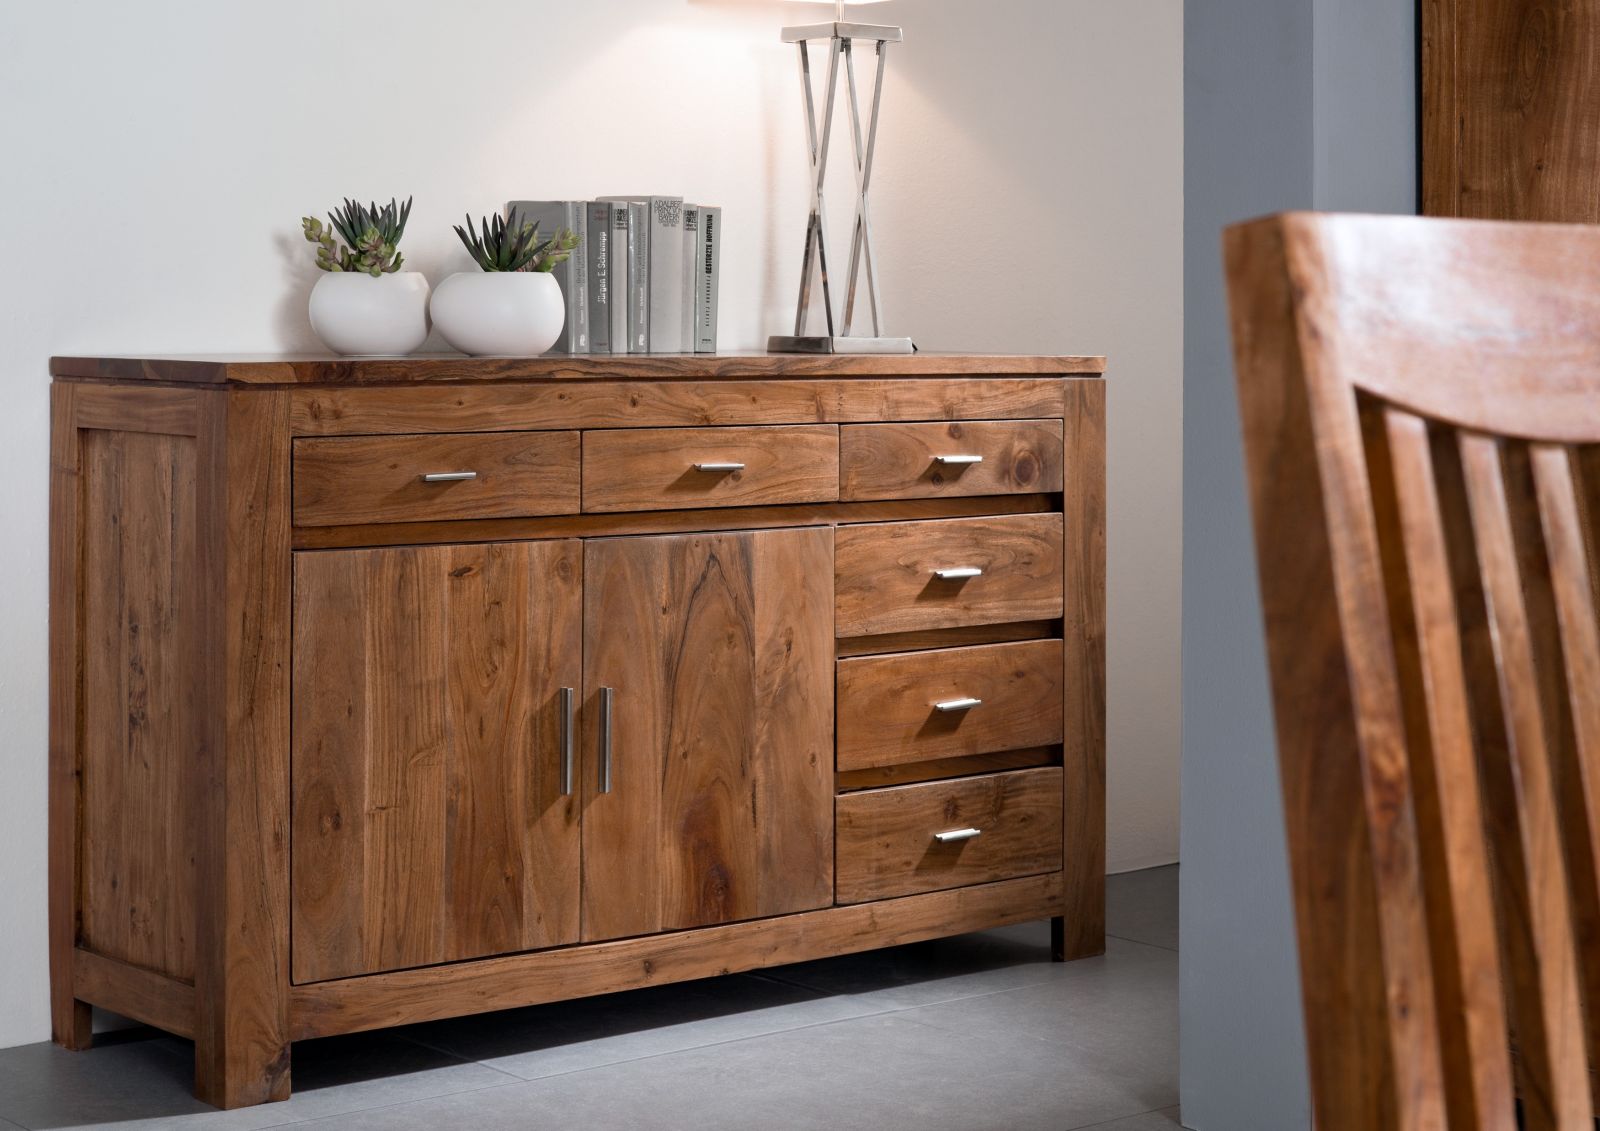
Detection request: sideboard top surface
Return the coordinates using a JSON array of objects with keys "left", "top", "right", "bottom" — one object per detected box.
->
[{"left": 49, "top": 352, "right": 1107, "bottom": 387}]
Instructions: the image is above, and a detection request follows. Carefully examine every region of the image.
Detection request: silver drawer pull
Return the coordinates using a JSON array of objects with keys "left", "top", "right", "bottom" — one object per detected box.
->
[
  {"left": 694, "top": 462, "right": 746, "bottom": 473},
  {"left": 933, "top": 566, "right": 984, "bottom": 580},
  {"left": 559, "top": 687, "right": 575, "bottom": 797},
  {"left": 598, "top": 686, "right": 615, "bottom": 795},
  {"left": 934, "top": 697, "right": 983, "bottom": 713},
  {"left": 934, "top": 454, "right": 985, "bottom": 466},
  {"left": 421, "top": 471, "right": 478, "bottom": 483},
  {"left": 934, "top": 827, "right": 983, "bottom": 843}
]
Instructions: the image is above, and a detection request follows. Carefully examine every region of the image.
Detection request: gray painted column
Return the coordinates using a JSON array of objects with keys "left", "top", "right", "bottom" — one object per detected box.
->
[{"left": 1179, "top": 1, "right": 1414, "bottom": 1128}]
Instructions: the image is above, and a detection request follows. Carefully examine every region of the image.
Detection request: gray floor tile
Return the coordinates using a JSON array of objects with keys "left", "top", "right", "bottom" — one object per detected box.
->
[
  {"left": 279, "top": 1006, "right": 1163, "bottom": 1131},
  {"left": 0, "top": 1030, "right": 512, "bottom": 1130},
  {"left": 401, "top": 971, "right": 886, "bottom": 1081},
  {"left": 901, "top": 941, "right": 1178, "bottom": 1117},
  {"left": 1074, "top": 1107, "right": 1183, "bottom": 1130},
  {"left": 1106, "top": 864, "right": 1179, "bottom": 951},
  {"left": 754, "top": 916, "right": 1066, "bottom": 1008}
]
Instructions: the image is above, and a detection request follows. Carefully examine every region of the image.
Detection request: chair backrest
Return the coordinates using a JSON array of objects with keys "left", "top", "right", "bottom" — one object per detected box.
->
[{"left": 1226, "top": 212, "right": 1600, "bottom": 1131}]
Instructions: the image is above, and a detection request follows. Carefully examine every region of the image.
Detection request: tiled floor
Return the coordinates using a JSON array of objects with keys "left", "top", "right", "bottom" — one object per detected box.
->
[{"left": 0, "top": 865, "right": 1180, "bottom": 1131}]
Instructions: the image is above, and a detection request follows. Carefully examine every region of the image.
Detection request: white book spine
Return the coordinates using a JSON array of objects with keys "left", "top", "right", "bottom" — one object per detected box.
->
[
  {"left": 681, "top": 206, "right": 699, "bottom": 354},
  {"left": 648, "top": 198, "right": 684, "bottom": 353},
  {"left": 567, "top": 201, "right": 589, "bottom": 354},
  {"left": 609, "top": 203, "right": 630, "bottom": 354},
  {"left": 627, "top": 202, "right": 649, "bottom": 353},
  {"left": 696, "top": 206, "right": 721, "bottom": 354}
]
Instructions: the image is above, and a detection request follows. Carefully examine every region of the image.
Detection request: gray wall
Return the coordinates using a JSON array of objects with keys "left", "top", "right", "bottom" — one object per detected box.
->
[{"left": 1179, "top": 1, "right": 1415, "bottom": 1128}]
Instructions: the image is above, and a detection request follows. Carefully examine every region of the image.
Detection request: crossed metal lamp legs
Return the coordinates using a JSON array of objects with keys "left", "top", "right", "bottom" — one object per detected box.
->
[{"left": 768, "top": 22, "right": 915, "bottom": 355}]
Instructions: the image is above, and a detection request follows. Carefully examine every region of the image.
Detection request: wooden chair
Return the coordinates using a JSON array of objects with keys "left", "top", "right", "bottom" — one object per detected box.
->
[{"left": 1225, "top": 213, "right": 1600, "bottom": 1131}]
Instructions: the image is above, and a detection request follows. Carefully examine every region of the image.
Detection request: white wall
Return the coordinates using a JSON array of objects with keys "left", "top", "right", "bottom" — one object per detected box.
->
[{"left": 0, "top": 0, "right": 1182, "bottom": 1048}]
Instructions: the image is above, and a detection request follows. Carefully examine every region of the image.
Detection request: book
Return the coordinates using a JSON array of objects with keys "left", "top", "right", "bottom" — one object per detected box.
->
[
  {"left": 608, "top": 202, "right": 630, "bottom": 355},
  {"left": 506, "top": 200, "right": 588, "bottom": 354},
  {"left": 695, "top": 206, "right": 721, "bottom": 353},
  {"left": 681, "top": 206, "right": 699, "bottom": 354},
  {"left": 602, "top": 196, "right": 683, "bottom": 352},
  {"left": 586, "top": 202, "right": 612, "bottom": 355},
  {"left": 626, "top": 200, "right": 649, "bottom": 353}
]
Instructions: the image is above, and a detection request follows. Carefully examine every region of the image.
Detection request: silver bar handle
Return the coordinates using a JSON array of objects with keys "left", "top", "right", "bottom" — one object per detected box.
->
[
  {"left": 934, "top": 827, "right": 983, "bottom": 843},
  {"left": 694, "top": 462, "right": 747, "bottom": 473},
  {"left": 933, "top": 566, "right": 984, "bottom": 580},
  {"left": 934, "top": 697, "right": 983, "bottom": 713},
  {"left": 934, "top": 454, "right": 985, "bottom": 466},
  {"left": 598, "top": 687, "right": 615, "bottom": 795},
  {"left": 558, "top": 687, "right": 575, "bottom": 796},
  {"left": 421, "top": 471, "right": 478, "bottom": 483}
]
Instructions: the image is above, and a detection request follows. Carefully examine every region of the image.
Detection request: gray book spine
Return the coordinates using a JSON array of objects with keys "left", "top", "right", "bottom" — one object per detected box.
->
[
  {"left": 696, "top": 206, "right": 721, "bottom": 353},
  {"left": 587, "top": 202, "right": 611, "bottom": 355},
  {"left": 681, "top": 206, "right": 699, "bottom": 354},
  {"left": 626, "top": 201, "right": 649, "bottom": 353},
  {"left": 647, "top": 198, "right": 684, "bottom": 353},
  {"left": 609, "top": 203, "right": 630, "bottom": 354},
  {"left": 506, "top": 200, "right": 588, "bottom": 353}
]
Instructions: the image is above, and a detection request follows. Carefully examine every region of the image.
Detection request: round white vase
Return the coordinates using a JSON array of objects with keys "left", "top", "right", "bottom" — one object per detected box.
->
[
  {"left": 430, "top": 271, "right": 566, "bottom": 356},
  {"left": 308, "top": 271, "right": 431, "bottom": 356}
]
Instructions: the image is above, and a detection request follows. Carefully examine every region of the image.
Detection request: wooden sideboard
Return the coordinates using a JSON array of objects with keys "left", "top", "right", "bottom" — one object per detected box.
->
[{"left": 46, "top": 352, "right": 1106, "bottom": 1109}]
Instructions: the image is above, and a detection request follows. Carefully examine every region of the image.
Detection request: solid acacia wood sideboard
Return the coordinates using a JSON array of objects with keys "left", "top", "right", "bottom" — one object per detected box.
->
[{"left": 46, "top": 352, "right": 1106, "bottom": 1108}]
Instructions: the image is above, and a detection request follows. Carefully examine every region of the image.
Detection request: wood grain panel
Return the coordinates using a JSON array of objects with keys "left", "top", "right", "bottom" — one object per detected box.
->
[
  {"left": 74, "top": 949, "right": 196, "bottom": 1039},
  {"left": 836, "top": 640, "right": 1064, "bottom": 771},
  {"left": 73, "top": 384, "right": 201, "bottom": 435},
  {"left": 836, "top": 747, "right": 1060, "bottom": 792},
  {"left": 292, "top": 494, "right": 1053, "bottom": 552},
  {"left": 581, "top": 527, "right": 834, "bottom": 942},
  {"left": 1423, "top": 0, "right": 1600, "bottom": 221},
  {"left": 53, "top": 352, "right": 1105, "bottom": 385},
  {"left": 289, "top": 871, "right": 1066, "bottom": 1039},
  {"left": 291, "top": 541, "right": 583, "bottom": 983},
  {"left": 286, "top": 379, "right": 1071, "bottom": 437},
  {"left": 840, "top": 419, "right": 1063, "bottom": 501},
  {"left": 78, "top": 427, "right": 199, "bottom": 982},
  {"left": 582, "top": 425, "right": 838, "bottom": 512},
  {"left": 835, "top": 768, "right": 1064, "bottom": 904},
  {"left": 835, "top": 514, "right": 1064, "bottom": 637},
  {"left": 292, "top": 431, "right": 580, "bottom": 526}
]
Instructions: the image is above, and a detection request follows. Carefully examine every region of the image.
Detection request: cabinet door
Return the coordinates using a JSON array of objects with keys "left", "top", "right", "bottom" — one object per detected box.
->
[
  {"left": 291, "top": 541, "right": 582, "bottom": 983},
  {"left": 581, "top": 527, "right": 834, "bottom": 941}
]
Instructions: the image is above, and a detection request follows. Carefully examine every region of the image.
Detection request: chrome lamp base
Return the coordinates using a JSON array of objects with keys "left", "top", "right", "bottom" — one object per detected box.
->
[
  {"left": 769, "top": 22, "right": 915, "bottom": 355},
  {"left": 766, "top": 334, "right": 915, "bottom": 355}
]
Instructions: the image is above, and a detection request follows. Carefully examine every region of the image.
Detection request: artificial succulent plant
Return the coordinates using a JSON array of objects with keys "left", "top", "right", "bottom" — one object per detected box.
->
[
  {"left": 302, "top": 196, "right": 413, "bottom": 275},
  {"left": 453, "top": 210, "right": 579, "bottom": 273}
]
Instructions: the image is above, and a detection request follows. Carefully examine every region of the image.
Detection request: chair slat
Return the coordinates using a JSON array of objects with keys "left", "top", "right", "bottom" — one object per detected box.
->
[
  {"left": 1375, "top": 408, "right": 1517, "bottom": 1129},
  {"left": 1530, "top": 443, "right": 1600, "bottom": 1109},
  {"left": 1458, "top": 432, "right": 1593, "bottom": 1130}
]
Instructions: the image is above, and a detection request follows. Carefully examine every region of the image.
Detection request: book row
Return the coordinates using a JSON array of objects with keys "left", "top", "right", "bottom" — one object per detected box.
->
[{"left": 508, "top": 197, "right": 722, "bottom": 355}]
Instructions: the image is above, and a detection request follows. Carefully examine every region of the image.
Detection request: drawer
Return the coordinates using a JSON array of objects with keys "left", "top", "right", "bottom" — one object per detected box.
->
[
  {"left": 836, "top": 640, "right": 1064, "bottom": 771},
  {"left": 835, "top": 767, "right": 1063, "bottom": 904},
  {"left": 293, "top": 431, "right": 580, "bottom": 527},
  {"left": 583, "top": 425, "right": 839, "bottom": 512},
  {"left": 840, "top": 419, "right": 1064, "bottom": 501},
  {"left": 834, "top": 513, "right": 1064, "bottom": 637}
]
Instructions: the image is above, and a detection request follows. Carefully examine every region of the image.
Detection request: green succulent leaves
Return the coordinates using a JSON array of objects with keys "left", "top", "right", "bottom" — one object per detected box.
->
[
  {"left": 302, "top": 196, "right": 412, "bottom": 275},
  {"left": 454, "top": 210, "right": 579, "bottom": 273}
]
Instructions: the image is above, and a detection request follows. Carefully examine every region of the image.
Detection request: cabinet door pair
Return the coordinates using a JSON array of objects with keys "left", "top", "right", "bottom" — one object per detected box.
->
[{"left": 290, "top": 528, "right": 835, "bottom": 984}]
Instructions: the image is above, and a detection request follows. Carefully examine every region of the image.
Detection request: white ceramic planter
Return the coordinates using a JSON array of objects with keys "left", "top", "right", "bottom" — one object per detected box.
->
[
  {"left": 430, "top": 271, "right": 565, "bottom": 356},
  {"left": 308, "top": 271, "right": 431, "bottom": 356}
]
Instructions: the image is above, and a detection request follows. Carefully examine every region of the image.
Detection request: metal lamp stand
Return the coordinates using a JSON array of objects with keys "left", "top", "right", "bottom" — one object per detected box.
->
[{"left": 768, "top": 21, "right": 915, "bottom": 355}]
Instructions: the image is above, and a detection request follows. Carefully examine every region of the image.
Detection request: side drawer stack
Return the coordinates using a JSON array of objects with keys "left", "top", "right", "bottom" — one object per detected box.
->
[{"left": 832, "top": 419, "right": 1069, "bottom": 904}]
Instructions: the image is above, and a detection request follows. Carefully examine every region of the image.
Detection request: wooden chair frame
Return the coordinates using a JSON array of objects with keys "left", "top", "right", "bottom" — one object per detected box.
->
[{"left": 1227, "top": 212, "right": 1600, "bottom": 1131}]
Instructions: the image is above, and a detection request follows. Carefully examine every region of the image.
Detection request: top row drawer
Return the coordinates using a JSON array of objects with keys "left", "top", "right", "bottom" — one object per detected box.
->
[{"left": 293, "top": 419, "right": 1065, "bottom": 526}]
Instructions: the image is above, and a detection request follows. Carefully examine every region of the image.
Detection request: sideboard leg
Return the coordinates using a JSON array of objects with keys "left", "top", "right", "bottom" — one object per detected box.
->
[
  {"left": 194, "top": 1033, "right": 291, "bottom": 1110},
  {"left": 52, "top": 997, "right": 93, "bottom": 1051}
]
